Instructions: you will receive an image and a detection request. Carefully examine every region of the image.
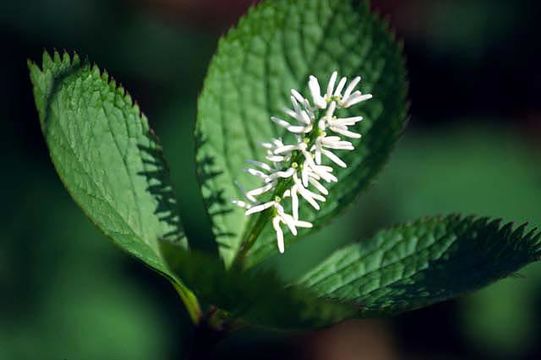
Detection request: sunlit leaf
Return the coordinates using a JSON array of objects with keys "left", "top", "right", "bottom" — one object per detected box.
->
[
  {"left": 195, "top": 0, "right": 408, "bottom": 267},
  {"left": 29, "top": 51, "right": 186, "bottom": 274}
]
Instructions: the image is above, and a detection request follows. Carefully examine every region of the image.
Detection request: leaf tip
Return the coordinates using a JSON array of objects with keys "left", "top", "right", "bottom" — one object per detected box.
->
[{"left": 27, "top": 58, "right": 37, "bottom": 72}]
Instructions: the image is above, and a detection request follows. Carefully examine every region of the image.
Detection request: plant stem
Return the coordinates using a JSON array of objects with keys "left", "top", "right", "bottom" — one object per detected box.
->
[
  {"left": 232, "top": 124, "right": 323, "bottom": 268},
  {"left": 185, "top": 307, "right": 246, "bottom": 359},
  {"left": 174, "top": 282, "right": 203, "bottom": 324},
  {"left": 232, "top": 210, "right": 272, "bottom": 267}
]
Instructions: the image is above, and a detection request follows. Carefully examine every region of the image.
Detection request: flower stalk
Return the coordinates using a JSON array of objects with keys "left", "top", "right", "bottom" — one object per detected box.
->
[{"left": 233, "top": 71, "right": 372, "bottom": 258}]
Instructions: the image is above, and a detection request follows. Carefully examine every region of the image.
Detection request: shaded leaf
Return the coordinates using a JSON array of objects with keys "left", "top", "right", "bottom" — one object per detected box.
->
[{"left": 298, "top": 215, "right": 541, "bottom": 316}]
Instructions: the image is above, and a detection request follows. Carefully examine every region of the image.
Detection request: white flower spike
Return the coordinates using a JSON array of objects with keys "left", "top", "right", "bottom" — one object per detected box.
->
[{"left": 234, "top": 72, "right": 372, "bottom": 253}]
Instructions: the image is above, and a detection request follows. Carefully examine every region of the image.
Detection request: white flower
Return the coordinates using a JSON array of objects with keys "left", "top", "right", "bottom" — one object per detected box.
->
[
  {"left": 309, "top": 76, "right": 327, "bottom": 109},
  {"left": 272, "top": 90, "right": 315, "bottom": 134},
  {"left": 245, "top": 182, "right": 274, "bottom": 202},
  {"left": 305, "top": 162, "right": 337, "bottom": 183},
  {"left": 272, "top": 213, "right": 312, "bottom": 254},
  {"left": 328, "top": 125, "right": 362, "bottom": 139},
  {"left": 234, "top": 71, "right": 372, "bottom": 254},
  {"left": 245, "top": 200, "right": 276, "bottom": 215},
  {"left": 292, "top": 172, "right": 326, "bottom": 210},
  {"left": 243, "top": 198, "right": 313, "bottom": 253},
  {"left": 261, "top": 138, "right": 291, "bottom": 163},
  {"left": 232, "top": 199, "right": 249, "bottom": 209},
  {"left": 309, "top": 71, "right": 373, "bottom": 109}
]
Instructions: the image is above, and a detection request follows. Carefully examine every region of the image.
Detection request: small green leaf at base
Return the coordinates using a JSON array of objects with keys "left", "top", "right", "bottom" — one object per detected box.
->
[
  {"left": 160, "top": 239, "right": 356, "bottom": 330},
  {"left": 297, "top": 215, "right": 541, "bottom": 317}
]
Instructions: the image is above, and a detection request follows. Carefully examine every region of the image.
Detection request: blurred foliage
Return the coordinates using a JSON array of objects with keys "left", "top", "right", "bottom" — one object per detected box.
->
[
  {"left": 425, "top": 0, "right": 520, "bottom": 59},
  {"left": 0, "top": 156, "right": 170, "bottom": 359}
]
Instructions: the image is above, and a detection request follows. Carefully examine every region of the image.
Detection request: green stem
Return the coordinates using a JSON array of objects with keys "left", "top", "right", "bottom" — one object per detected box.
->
[
  {"left": 174, "top": 282, "right": 203, "bottom": 324},
  {"left": 232, "top": 124, "right": 324, "bottom": 268},
  {"left": 232, "top": 211, "right": 272, "bottom": 267}
]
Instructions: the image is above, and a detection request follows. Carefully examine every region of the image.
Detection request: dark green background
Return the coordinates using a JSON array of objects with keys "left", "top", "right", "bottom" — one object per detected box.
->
[{"left": 1, "top": 0, "right": 540, "bottom": 358}]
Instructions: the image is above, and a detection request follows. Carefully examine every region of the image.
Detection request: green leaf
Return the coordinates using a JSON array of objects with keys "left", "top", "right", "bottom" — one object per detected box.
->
[
  {"left": 28, "top": 51, "right": 186, "bottom": 275},
  {"left": 195, "top": 0, "right": 408, "bottom": 267},
  {"left": 297, "top": 215, "right": 541, "bottom": 317},
  {"left": 160, "top": 239, "right": 356, "bottom": 329}
]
